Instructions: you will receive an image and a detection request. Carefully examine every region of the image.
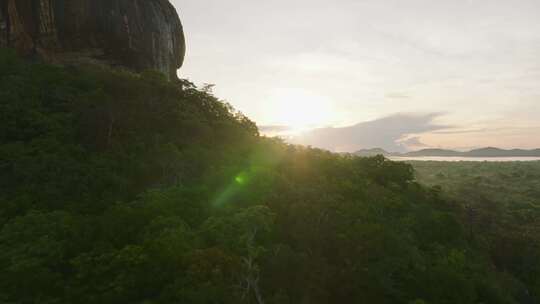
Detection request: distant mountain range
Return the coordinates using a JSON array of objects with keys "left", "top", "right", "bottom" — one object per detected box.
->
[{"left": 354, "top": 147, "right": 540, "bottom": 158}]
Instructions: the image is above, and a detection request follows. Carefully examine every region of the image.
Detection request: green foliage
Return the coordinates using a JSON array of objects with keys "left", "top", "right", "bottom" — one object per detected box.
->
[
  {"left": 0, "top": 49, "right": 533, "bottom": 303},
  {"left": 413, "top": 160, "right": 540, "bottom": 303}
]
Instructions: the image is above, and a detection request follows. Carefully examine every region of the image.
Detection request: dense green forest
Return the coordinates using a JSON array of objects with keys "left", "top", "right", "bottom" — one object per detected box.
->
[
  {"left": 0, "top": 49, "right": 537, "bottom": 303},
  {"left": 412, "top": 161, "right": 540, "bottom": 303}
]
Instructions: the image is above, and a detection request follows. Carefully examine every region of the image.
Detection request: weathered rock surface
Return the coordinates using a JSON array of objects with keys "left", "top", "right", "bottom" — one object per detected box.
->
[{"left": 0, "top": 0, "right": 185, "bottom": 79}]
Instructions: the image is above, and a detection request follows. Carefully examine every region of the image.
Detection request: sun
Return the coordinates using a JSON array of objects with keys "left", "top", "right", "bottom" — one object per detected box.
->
[{"left": 265, "top": 88, "right": 336, "bottom": 134}]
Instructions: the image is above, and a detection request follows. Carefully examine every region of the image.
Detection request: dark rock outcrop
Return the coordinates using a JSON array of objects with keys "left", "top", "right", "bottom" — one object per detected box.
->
[{"left": 0, "top": 0, "right": 185, "bottom": 79}]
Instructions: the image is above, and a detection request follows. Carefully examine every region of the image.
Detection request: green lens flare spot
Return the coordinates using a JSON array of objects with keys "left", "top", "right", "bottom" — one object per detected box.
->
[{"left": 235, "top": 173, "right": 248, "bottom": 185}]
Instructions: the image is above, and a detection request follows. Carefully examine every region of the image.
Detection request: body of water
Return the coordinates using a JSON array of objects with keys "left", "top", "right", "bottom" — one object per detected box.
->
[{"left": 389, "top": 156, "right": 540, "bottom": 162}]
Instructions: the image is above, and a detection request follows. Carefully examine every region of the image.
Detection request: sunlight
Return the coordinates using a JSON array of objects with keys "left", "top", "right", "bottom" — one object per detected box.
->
[{"left": 265, "top": 88, "right": 336, "bottom": 134}]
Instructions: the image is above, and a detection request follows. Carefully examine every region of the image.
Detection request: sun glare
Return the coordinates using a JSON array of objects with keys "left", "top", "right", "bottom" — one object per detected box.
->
[{"left": 265, "top": 88, "right": 336, "bottom": 135}]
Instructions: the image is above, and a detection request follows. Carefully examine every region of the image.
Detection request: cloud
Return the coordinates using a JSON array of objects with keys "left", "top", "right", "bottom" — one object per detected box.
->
[
  {"left": 258, "top": 125, "right": 292, "bottom": 133},
  {"left": 385, "top": 92, "right": 411, "bottom": 99},
  {"left": 258, "top": 125, "right": 296, "bottom": 136},
  {"left": 397, "top": 136, "right": 429, "bottom": 150},
  {"left": 290, "top": 113, "right": 450, "bottom": 152},
  {"left": 431, "top": 128, "right": 487, "bottom": 135}
]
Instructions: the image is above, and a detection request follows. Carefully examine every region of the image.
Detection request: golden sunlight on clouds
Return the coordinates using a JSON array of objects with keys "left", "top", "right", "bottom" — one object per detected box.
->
[
  {"left": 175, "top": 0, "right": 540, "bottom": 150},
  {"left": 263, "top": 88, "right": 338, "bottom": 134}
]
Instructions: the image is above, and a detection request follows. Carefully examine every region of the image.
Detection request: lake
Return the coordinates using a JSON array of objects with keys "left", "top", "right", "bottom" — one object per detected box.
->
[{"left": 389, "top": 156, "right": 540, "bottom": 162}]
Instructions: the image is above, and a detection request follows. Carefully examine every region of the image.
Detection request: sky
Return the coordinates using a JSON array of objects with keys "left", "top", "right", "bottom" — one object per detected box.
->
[{"left": 171, "top": 0, "right": 540, "bottom": 152}]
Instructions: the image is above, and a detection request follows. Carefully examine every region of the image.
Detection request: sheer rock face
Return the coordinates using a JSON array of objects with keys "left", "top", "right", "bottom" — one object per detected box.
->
[{"left": 0, "top": 0, "right": 185, "bottom": 79}]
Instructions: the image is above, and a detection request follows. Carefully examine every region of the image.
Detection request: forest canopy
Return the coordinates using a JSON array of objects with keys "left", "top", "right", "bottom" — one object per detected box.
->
[{"left": 0, "top": 49, "right": 537, "bottom": 304}]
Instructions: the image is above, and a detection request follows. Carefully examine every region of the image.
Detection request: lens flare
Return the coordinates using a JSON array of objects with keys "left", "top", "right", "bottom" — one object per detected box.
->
[
  {"left": 212, "top": 143, "right": 285, "bottom": 207},
  {"left": 235, "top": 173, "right": 248, "bottom": 185}
]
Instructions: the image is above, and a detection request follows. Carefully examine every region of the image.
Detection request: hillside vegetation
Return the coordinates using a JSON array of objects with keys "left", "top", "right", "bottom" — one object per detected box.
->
[
  {"left": 412, "top": 161, "right": 540, "bottom": 303},
  {"left": 0, "top": 49, "right": 536, "bottom": 303}
]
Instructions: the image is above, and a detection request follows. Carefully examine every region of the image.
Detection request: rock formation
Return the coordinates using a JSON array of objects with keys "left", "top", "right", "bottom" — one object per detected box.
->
[{"left": 0, "top": 0, "right": 185, "bottom": 79}]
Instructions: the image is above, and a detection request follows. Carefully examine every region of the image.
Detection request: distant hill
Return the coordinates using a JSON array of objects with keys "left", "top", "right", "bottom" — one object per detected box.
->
[
  {"left": 465, "top": 147, "right": 540, "bottom": 157},
  {"left": 354, "top": 147, "right": 540, "bottom": 157},
  {"left": 403, "top": 149, "right": 462, "bottom": 157}
]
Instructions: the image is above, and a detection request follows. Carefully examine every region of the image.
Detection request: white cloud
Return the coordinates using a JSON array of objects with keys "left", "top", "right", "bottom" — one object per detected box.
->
[{"left": 290, "top": 113, "right": 450, "bottom": 152}]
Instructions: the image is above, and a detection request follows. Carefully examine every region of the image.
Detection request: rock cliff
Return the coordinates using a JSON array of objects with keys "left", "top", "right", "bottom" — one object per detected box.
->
[{"left": 0, "top": 0, "right": 185, "bottom": 79}]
